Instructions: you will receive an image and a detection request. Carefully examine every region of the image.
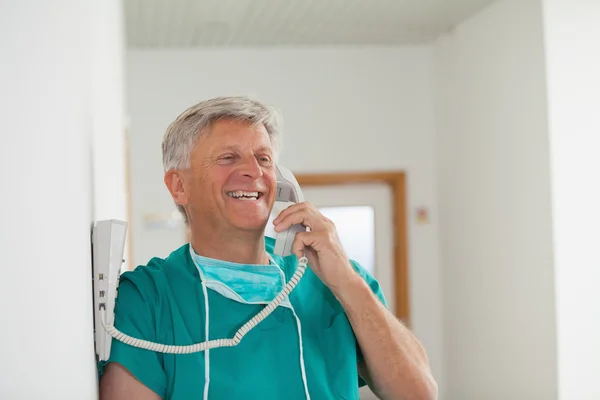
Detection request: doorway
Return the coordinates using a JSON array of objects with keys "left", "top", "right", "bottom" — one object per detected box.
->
[{"left": 295, "top": 171, "right": 410, "bottom": 326}]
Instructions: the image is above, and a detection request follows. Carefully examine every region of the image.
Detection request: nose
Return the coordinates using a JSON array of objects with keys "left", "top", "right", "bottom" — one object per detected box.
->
[{"left": 239, "top": 156, "right": 263, "bottom": 179}]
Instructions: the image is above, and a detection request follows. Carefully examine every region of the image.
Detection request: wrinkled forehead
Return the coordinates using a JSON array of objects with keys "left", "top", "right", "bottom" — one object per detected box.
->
[{"left": 191, "top": 119, "right": 278, "bottom": 158}]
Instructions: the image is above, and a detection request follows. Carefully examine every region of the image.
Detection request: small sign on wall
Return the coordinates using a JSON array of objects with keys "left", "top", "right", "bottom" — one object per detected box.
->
[{"left": 416, "top": 207, "right": 429, "bottom": 225}]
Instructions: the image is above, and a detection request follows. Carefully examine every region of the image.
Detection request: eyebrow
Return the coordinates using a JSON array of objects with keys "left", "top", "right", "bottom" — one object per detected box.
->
[
  {"left": 254, "top": 146, "right": 273, "bottom": 154},
  {"left": 219, "top": 145, "right": 273, "bottom": 154}
]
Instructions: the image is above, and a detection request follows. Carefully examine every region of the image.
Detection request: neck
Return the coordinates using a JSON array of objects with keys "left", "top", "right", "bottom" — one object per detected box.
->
[{"left": 190, "top": 226, "right": 269, "bottom": 265}]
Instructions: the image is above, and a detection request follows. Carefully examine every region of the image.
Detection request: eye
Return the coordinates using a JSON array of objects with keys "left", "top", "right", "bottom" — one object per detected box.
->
[
  {"left": 217, "top": 154, "right": 236, "bottom": 163},
  {"left": 258, "top": 155, "right": 273, "bottom": 165}
]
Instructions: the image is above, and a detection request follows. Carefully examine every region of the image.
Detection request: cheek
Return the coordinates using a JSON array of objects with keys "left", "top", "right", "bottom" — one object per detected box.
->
[
  {"left": 196, "top": 165, "right": 227, "bottom": 191},
  {"left": 266, "top": 174, "right": 278, "bottom": 200}
]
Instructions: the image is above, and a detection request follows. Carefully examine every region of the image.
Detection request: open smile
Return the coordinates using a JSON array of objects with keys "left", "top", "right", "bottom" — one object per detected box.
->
[{"left": 226, "top": 190, "right": 264, "bottom": 201}]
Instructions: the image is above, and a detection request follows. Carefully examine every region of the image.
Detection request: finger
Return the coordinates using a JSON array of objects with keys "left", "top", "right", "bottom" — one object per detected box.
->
[
  {"left": 273, "top": 207, "right": 328, "bottom": 233},
  {"left": 292, "top": 231, "right": 318, "bottom": 259},
  {"left": 273, "top": 208, "right": 313, "bottom": 232},
  {"left": 272, "top": 201, "right": 310, "bottom": 224}
]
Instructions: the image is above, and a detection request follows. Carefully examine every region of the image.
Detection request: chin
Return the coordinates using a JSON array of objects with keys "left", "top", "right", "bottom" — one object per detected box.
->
[{"left": 232, "top": 218, "right": 269, "bottom": 233}]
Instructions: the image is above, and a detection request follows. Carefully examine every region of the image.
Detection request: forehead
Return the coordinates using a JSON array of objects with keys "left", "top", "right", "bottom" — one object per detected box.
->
[{"left": 201, "top": 119, "right": 273, "bottom": 150}]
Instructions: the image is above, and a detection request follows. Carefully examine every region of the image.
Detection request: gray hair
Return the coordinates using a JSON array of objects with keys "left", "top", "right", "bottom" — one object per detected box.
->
[{"left": 162, "top": 96, "right": 282, "bottom": 223}]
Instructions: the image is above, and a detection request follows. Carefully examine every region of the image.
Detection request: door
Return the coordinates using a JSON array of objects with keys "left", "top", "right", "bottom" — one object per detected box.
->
[
  {"left": 302, "top": 182, "right": 395, "bottom": 400},
  {"left": 301, "top": 182, "right": 395, "bottom": 314}
]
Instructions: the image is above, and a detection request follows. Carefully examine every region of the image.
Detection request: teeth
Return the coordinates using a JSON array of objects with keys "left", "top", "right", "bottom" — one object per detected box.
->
[{"left": 227, "top": 190, "right": 260, "bottom": 200}]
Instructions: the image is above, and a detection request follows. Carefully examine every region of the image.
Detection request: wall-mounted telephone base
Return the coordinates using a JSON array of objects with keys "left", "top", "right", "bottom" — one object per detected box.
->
[{"left": 92, "top": 219, "right": 127, "bottom": 362}]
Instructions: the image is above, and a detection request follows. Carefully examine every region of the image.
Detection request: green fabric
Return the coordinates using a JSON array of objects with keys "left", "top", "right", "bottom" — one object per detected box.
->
[{"left": 98, "top": 237, "right": 387, "bottom": 399}]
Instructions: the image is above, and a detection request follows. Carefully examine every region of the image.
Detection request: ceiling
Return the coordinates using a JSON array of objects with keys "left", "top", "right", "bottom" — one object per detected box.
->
[{"left": 124, "top": 0, "right": 497, "bottom": 48}]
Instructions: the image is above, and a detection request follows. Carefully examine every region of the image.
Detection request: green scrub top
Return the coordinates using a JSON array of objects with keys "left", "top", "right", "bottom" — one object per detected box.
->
[{"left": 98, "top": 237, "right": 387, "bottom": 400}]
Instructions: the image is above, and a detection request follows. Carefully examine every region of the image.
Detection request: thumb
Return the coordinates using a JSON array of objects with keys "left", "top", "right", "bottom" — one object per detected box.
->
[{"left": 292, "top": 231, "right": 314, "bottom": 259}]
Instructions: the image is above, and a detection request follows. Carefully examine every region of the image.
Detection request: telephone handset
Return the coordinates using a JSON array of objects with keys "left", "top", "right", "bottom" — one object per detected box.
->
[
  {"left": 273, "top": 164, "right": 306, "bottom": 257},
  {"left": 92, "top": 165, "right": 308, "bottom": 361}
]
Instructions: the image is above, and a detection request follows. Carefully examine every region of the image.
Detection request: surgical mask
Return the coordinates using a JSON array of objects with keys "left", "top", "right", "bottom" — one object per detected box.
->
[
  {"left": 189, "top": 245, "right": 311, "bottom": 400},
  {"left": 191, "top": 250, "right": 293, "bottom": 308}
]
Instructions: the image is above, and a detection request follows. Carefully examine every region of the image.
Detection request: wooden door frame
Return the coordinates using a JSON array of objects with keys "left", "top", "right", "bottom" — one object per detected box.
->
[{"left": 295, "top": 171, "right": 410, "bottom": 326}]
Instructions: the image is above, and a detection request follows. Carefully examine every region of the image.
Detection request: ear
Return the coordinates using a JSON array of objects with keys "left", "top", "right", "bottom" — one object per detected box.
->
[{"left": 164, "top": 169, "right": 189, "bottom": 207}]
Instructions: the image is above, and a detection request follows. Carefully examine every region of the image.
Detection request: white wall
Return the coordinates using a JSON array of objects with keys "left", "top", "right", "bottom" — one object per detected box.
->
[
  {"left": 126, "top": 47, "right": 444, "bottom": 392},
  {"left": 434, "top": 1, "right": 558, "bottom": 399},
  {"left": 0, "top": 1, "right": 126, "bottom": 398},
  {"left": 542, "top": 1, "right": 600, "bottom": 399},
  {"left": 91, "top": 0, "right": 130, "bottom": 269}
]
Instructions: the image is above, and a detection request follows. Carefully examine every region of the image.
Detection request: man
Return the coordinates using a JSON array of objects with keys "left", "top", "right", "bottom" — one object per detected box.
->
[{"left": 99, "top": 96, "right": 437, "bottom": 400}]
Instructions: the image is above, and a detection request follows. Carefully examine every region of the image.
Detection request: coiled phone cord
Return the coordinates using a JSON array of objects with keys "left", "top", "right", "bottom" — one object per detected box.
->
[{"left": 100, "top": 256, "right": 309, "bottom": 354}]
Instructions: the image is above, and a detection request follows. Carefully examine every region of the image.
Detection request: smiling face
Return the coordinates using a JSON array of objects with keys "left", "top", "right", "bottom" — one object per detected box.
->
[{"left": 167, "top": 119, "right": 277, "bottom": 235}]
